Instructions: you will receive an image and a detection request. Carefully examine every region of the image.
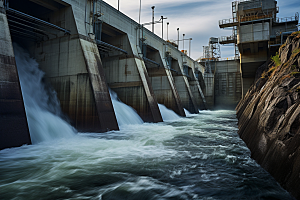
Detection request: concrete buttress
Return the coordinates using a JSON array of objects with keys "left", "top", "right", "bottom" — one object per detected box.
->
[
  {"left": 144, "top": 42, "right": 185, "bottom": 117},
  {"left": 176, "top": 60, "right": 199, "bottom": 113},
  {"left": 0, "top": 4, "right": 31, "bottom": 150},
  {"left": 80, "top": 39, "right": 119, "bottom": 131},
  {"left": 101, "top": 33, "right": 163, "bottom": 122},
  {"left": 29, "top": 3, "right": 119, "bottom": 132}
]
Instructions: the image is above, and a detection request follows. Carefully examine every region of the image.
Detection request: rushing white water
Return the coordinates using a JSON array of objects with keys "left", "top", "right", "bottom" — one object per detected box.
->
[
  {"left": 158, "top": 104, "right": 181, "bottom": 121},
  {"left": 1, "top": 45, "right": 292, "bottom": 200},
  {"left": 110, "top": 89, "right": 144, "bottom": 127},
  {"left": 14, "top": 44, "right": 76, "bottom": 144},
  {"left": 0, "top": 110, "right": 293, "bottom": 199},
  {"left": 184, "top": 108, "right": 191, "bottom": 117}
]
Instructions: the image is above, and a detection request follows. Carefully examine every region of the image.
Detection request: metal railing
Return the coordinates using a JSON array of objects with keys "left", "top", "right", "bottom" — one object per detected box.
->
[
  {"left": 219, "top": 17, "right": 238, "bottom": 26},
  {"left": 275, "top": 13, "right": 299, "bottom": 23},
  {"left": 6, "top": 8, "right": 71, "bottom": 34},
  {"left": 96, "top": 40, "right": 128, "bottom": 54},
  {"left": 218, "top": 56, "right": 240, "bottom": 61},
  {"left": 143, "top": 57, "right": 160, "bottom": 67},
  {"left": 219, "top": 35, "right": 236, "bottom": 43},
  {"left": 240, "top": 14, "right": 273, "bottom": 22}
]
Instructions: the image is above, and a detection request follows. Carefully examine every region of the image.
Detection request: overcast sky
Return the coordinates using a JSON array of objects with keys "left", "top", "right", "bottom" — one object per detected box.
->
[{"left": 103, "top": 0, "right": 300, "bottom": 60}]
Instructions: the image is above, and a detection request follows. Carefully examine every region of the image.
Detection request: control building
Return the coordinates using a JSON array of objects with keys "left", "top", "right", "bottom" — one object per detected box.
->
[{"left": 219, "top": 0, "right": 299, "bottom": 96}]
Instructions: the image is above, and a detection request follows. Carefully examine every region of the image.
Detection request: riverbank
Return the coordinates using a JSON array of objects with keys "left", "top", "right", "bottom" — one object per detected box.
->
[{"left": 236, "top": 31, "right": 300, "bottom": 199}]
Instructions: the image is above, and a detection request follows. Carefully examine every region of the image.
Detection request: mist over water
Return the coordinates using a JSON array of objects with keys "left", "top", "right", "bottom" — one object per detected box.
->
[{"left": 0, "top": 46, "right": 293, "bottom": 199}]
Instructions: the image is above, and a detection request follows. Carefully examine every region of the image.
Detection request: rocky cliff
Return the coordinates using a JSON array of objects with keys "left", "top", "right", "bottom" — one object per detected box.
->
[{"left": 236, "top": 32, "right": 300, "bottom": 199}]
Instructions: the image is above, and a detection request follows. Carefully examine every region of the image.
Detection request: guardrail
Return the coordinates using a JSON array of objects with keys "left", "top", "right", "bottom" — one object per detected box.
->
[
  {"left": 219, "top": 17, "right": 238, "bottom": 26},
  {"left": 275, "top": 13, "right": 299, "bottom": 23},
  {"left": 218, "top": 56, "right": 240, "bottom": 61},
  {"left": 240, "top": 14, "right": 273, "bottom": 22},
  {"left": 219, "top": 35, "right": 236, "bottom": 43}
]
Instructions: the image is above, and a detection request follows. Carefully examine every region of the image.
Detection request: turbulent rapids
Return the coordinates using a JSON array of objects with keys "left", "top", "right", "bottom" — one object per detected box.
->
[{"left": 0, "top": 46, "right": 294, "bottom": 199}]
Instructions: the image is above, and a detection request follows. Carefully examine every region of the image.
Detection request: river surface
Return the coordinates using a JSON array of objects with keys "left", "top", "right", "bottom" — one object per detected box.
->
[{"left": 0, "top": 110, "right": 294, "bottom": 200}]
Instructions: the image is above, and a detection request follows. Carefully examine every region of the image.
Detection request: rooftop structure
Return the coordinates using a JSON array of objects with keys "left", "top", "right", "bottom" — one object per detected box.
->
[
  {"left": 219, "top": 0, "right": 299, "bottom": 96},
  {"left": 197, "top": 37, "right": 221, "bottom": 74}
]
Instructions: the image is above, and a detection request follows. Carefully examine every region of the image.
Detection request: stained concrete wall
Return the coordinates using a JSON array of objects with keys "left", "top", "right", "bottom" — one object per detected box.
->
[
  {"left": 200, "top": 60, "right": 242, "bottom": 109},
  {"left": 238, "top": 22, "right": 270, "bottom": 44},
  {"left": 0, "top": 3, "right": 31, "bottom": 150},
  {"left": 214, "top": 60, "right": 242, "bottom": 109},
  {"left": 204, "top": 74, "right": 214, "bottom": 109},
  {"left": 239, "top": 42, "right": 268, "bottom": 96}
]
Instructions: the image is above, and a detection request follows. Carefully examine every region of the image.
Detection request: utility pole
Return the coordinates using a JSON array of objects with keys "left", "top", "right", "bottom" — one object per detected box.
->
[
  {"left": 183, "top": 34, "right": 185, "bottom": 52},
  {"left": 161, "top": 16, "right": 167, "bottom": 39},
  {"left": 177, "top": 28, "right": 179, "bottom": 49},
  {"left": 118, "top": 0, "right": 119, "bottom": 10},
  {"left": 139, "top": 0, "right": 141, "bottom": 24},
  {"left": 151, "top": 6, "right": 155, "bottom": 33},
  {"left": 167, "top": 22, "right": 169, "bottom": 40},
  {"left": 189, "top": 38, "right": 192, "bottom": 57}
]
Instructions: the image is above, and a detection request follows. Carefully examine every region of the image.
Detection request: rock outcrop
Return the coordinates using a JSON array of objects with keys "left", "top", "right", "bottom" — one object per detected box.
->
[{"left": 236, "top": 32, "right": 300, "bottom": 199}]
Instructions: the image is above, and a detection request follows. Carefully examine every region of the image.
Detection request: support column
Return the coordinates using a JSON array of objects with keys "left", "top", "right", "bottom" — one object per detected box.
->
[
  {"left": 80, "top": 39, "right": 119, "bottom": 131},
  {"left": 0, "top": 4, "right": 31, "bottom": 150}
]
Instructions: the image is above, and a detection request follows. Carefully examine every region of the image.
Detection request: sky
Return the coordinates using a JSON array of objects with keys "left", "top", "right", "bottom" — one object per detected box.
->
[{"left": 103, "top": 0, "right": 300, "bottom": 60}]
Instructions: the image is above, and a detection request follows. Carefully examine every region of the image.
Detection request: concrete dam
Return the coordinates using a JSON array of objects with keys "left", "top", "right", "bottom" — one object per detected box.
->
[
  {"left": 1, "top": 0, "right": 300, "bottom": 199},
  {"left": 0, "top": 0, "right": 207, "bottom": 149}
]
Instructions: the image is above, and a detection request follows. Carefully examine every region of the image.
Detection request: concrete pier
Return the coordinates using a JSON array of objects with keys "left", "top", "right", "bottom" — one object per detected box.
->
[
  {"left": 8, "top": 0, "right": 119, "bottom": 132},
  {"left": 99, "top": 24, "right": 163, "bottom": 122},
  {"left": 0, "top": 2, "right": 31, "bottom": 150}
]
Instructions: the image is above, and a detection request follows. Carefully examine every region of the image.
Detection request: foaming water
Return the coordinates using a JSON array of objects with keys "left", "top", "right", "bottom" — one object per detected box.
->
[
  {"left": 184, "top": 108, "right": 192, "bottom": 117},
  {"left": 110, "top": 89, "right": 144, "bottom": 127},
  {"left": 158, "top": 104, "right": 181, "bottom": 121},
  {"left": 14, "top": 44, "right": 75, "bottom": 144},
  {"left": 0, "top": 110, "right": 293, "bottom": 199}
]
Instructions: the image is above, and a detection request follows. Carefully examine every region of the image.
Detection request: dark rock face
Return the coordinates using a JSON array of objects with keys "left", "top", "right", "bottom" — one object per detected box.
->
[{"left": 236, "top": 32, "right": 300, "bottom": 199}]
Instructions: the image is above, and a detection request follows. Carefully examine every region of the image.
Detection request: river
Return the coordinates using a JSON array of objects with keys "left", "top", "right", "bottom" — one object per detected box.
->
[
  {"left": 0, "top": 110, "right": 294, "bottom": 200},
  {"left": 0, "top": 45, "right": 294, "bottom": 200}
]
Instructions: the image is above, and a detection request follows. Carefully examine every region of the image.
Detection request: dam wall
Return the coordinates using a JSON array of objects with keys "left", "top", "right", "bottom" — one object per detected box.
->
[
  {"left": 201, "top": 59, "right": 242, "bottom": 109},
  {"left": 214, "top": 59, "right": 242, "bottom": 109},
  {"left": 97, "top": 0, "right": 206, "bottom": 114},
  {"left": 0, "top": 2, "right": 31, "bottom": 150},
  {"left": 0, "top": 0, "right": 207, "bottom": 149}
]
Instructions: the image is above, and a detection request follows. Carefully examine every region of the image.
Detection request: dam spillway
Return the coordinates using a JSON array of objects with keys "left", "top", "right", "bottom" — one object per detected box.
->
[{"left": 0, "top": 0, "right": 206, "bottom": 149}]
